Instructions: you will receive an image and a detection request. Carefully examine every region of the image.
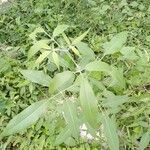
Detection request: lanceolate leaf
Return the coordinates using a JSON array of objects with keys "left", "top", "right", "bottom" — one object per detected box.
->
[
  {"left": 102, "top": 95, "right": 129, "bottom": 108},
  {"left": 28, "top": 40, "right": 50, "bottom": 59},
  {"left": 53, "top": 24, "right": 69, "bottom": 37},
  {"left": 70, "top": 46, "right": 80, "bottom": 56},
  {"left": 85, "top": 60, "right": 111, "bottom": 73},
  {"left": 72, "top": 29, "right": 90, "bottom": 45},
  {"left": 138, "top": 132, "right": 150, "bottom": 150},
  {"left": 20, "top": 70, "right": 51, "bottom": 86},
  {"left": 110, "top": 67, "right": 125, "bottom": 89},
  {"left": 52, "top": 51, "right": 60, "bottom": 69},
  {"left": 1, "top": 100, "right": 48, "bottom": 137},
  {"left": 63, "top": 101, "right": 79, "bottom": 138},
  {"left": 35, "top": 51, "right": 51, "bottom": 66},
  {"left": 55, "top": 126, "right": 71, "bottom": 145},
  {"left": 49, "top": 71, "right": 75, "bottom": 94},
  {"left": 102, "top": 114, "right": 119, "bottom": 150},
  {"left": 103, "top": 31, "right": 128, "bottom": 55},
  {"left": 76, "top": 42, "right": 95, "bottom": 60},
  {"left": 79, "top": 77, "right": 99, "bottom": 128}
]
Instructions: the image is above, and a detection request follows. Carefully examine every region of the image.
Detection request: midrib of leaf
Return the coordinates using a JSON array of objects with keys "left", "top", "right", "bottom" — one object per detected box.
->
[
  {"left": 83, "top": 79, "right": 93, "bottom": 121},
  {"left": 6, "top": 101, "right": 48, "bottom": 132},
  {"left": 66, "top": 102, "right": 78, "bottom": 137}
]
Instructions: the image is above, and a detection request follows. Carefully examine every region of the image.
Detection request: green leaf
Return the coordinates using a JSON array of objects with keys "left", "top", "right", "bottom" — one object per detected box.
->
[
  {"left": 53, "top": 24, "right": 69, "bottom": 37},
  {"left": 20, "top": 70, "right": 51, "bottom": 86},
  {"left": 76, "top": 42, "right": 95, "bottom": 60},
  {"left": 64, "top": 137, "right": 76, "bottom": 147},
  {"left": 102, "top": 114, "right": 119, "bottom": 150},
  {"left": 28, "top": 40, "right": 50, "bottom": 59},
  {"left": 103, "top": 31, "right": 128, "bottom": 55},
  {"left": 120, "top": 46, "right": 138, "bottom": 60},
  {"left": 52, "top": 51, "right": 60, "bottom": 70},
  {"left": 138, "top": 132, "right": 150, "bottom": 150},
  {"left": 72, "top": 29, "right": 90, "bottom": 45},
  {"left": 79, "top": 77, "right": 99, "bottom": 128},
  {"left": 55, "top": 126, "right": 71, "bottom": 145},
  {"left": 29, "top": 27, "right": 46, "bottom": 41},
  {"left": 0, "top": 57, "right": 10, "bottom": 73},
  {"left": 110, "top": 67, "right": 126, "bottom": 89},
  {"left": 70, "top": 46, "right": 80, "bottom": 56},
  {"left": 49, "top": 71, "right": 75, "bottom": 94},
  {"left": 63, "top": 101, "right": 79, "bottom": 138},
  {"left": 1, "top": 100, "right": 48, "bottom": 137},
  {"left": 35, "top": 51, "right": 51, "bottom": 66},
  {"left": 103, "top": 95, "right": 129, "bottom": 109},
  {"left": 85, "top": 60, "right": 111, "bottom": 73},
  {"left": 0, "top": 100, "right": 6, "bottom": 112}
]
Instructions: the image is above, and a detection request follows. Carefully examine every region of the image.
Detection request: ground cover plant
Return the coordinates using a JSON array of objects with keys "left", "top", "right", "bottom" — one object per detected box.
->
[{"left": 0, "top": 0, "right": 150, "bottom": 149}]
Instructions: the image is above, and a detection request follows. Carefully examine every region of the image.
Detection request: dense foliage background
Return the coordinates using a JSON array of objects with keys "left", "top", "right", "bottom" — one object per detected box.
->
[{"left": 0, "top": 0, "right": 150, "bottom": 149}]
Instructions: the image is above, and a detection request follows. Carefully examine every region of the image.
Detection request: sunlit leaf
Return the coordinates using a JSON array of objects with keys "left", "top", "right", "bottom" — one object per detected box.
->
[
  {"left": 52, "top": 51, "right": 60, "bottom": 69},
  {"left": 103, "top": 31, "right": 128, "bottom": 55},
  {"left": 28, "top": 40, "right": 50, "bottom": 59},
  {"left": 110, "top": 67, "right": 126, "bottom": 89},
  {"left": 138, "top": 132, "right": 150, "bottom": 150},
  {"left": 76, "top": 42, "right": 95, "bottom": 60},
  {"left": 103, "top": 95, "right": 129, "bottom": 108},
  {"left": 55, "top": 126, "right": 71, "bottom": 145},
  {"left": 72, "top": 29, "right": 90, "bottom": 45},
  {"left": 102, "top": 114, "right": 119, "bottom": 150},
  {"left": 85, "top": 60, "right": 111, "bottom": 73},
  {"left": 64, "top": 137, "right": 76, "bottom": 147},
  {"left": 120, "top": 46, "right": 138, "bottom": 60},
  {"left": 63, "top": 101, "right": 79, "bottom": 138},
  {"left": 70, "top": 46, "right": 80, "bottom": 56},
  {"left": 49, "top": 71, "right": 75, "bottom": 94},
  {"left": 29, "top": 27, "right": 46, "bottom": 41},
  {"left": 20, "top": 70, "right": 51, "bottom": 86},
  {"left": 53, "top": 24, "right": 69, "bottom": 37},
  {"left": 1, "top": 100, "right": 48, "bottom": 137},
  {"left": 79, "top": 77, "right": 99, "bottom": 128},
  {"left": 35, "top": 51, "right": 51, "bottom": 66}
]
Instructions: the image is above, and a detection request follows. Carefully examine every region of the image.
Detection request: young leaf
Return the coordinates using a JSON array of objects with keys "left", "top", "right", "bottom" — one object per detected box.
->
[
  {"left": 103, "top": 31, "right": 128, "bottom": 55},
  {"left": 49, "top": 71, "right": 75, "bottom": 94},
  {"left": 70, "top": 46, "right": 80, "bottom": 56},
  {"left": 138, "top": 132, "right": 150, "bottom": 150},
  {"left": 52, "top": 51, "right": 60, "bottom": 70},
  {"left": 35, "top": 51, "right": 51, "bottom": 66},
  {"left": 79, "top": 77, "right": 99, "bottom": 128},
  {"left": 72, "top": 29, "right": 90, "bottom": 45},
  {"left": 1, "top": 100, "right": 48, "bottom": 137},
  {"left": 85, "top": 60, "right": 111, "bottom": 73},
  {"left": 53, "top": 24, "right": 69, "bottom": 37},
  {"left": 28, "top": 40, "right": 50, "bottom": 59},
  {"left": 63, "top": 101, "right": 79, "bottom": 138},
  {"left": 20, "top": 70, "right": 51, "bottom": 86},
  {"left": 102, "top": 114, "right": 119, "bottom": 150}
]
